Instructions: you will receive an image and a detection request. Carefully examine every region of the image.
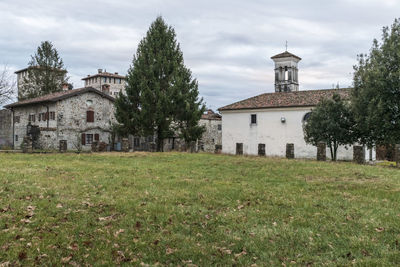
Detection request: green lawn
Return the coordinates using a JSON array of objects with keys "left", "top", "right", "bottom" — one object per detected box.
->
[{"left": 1, "top": 152, "right": 400, "bottom": 266}]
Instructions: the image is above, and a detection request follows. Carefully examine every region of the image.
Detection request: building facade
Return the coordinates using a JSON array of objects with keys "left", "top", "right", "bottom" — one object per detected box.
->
[
  {"left": 82, "top": 69, "right": 126, "bottom": 97},
  {"left": 0, "top": 109, "right": 13, "bottom": 149},
  {"left": 219, "top": 51, "right": 374, "bottom": 161},
  {"left": 15, "top": 66, "right": 68, "bottom": 100},
  {"left": 5, "top": 87, "right": 116, "bottom": 151},
  {"left": 198, "top": 110, "right": 222, "bottom": 152}
]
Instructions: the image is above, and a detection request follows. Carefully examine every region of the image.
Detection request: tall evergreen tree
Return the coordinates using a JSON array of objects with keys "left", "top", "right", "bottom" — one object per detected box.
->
[
  {"left": 115, "top": 16, "right": 205, "bottom": 151},
  {"left": 352, "top": 18, "right": 400, "bottom": 147},
  {"left": 19, "top": 41, "right": 68, "bottom": 100}
]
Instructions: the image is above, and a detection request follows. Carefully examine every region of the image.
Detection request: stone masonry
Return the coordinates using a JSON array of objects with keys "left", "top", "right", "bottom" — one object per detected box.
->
[
  {"left": 0, "top": 109, "right": 12, "bottom": 149},
  {"left": 6, "top": 87, "right": 116, "bottom": 151}
]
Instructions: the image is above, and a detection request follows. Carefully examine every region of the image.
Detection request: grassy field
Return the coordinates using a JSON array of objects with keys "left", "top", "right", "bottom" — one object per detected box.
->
[{"left": 1, "top": 152, "right": 400, "bottom": 266}]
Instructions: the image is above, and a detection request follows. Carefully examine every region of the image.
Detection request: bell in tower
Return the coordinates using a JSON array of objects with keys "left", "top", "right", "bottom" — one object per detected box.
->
[{"left": 271, "top": 50, "right": 301, "bottom": 92}]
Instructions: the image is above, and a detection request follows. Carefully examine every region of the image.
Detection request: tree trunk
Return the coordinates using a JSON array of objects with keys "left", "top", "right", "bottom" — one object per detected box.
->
[
  {"left": 333, "top": 143, "right": 338, "bottom": 161},
  {"left": 329, "top": 143, "right": 334, "bottom": 161}
]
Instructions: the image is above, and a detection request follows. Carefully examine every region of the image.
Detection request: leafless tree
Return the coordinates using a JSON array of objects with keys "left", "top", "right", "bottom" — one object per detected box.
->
[{"left": 0, "top": 66, "right": 16, "bottom": 105}]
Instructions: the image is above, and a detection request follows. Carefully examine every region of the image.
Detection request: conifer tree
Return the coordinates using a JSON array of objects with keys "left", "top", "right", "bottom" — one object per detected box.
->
[
  {"left": 19, "top": 41, "right": 68, "bottom": 100},
  {"left": 115, "top": 16, "right": 205, "bottom": 151},
  {"left": 352, "top": 18, "right": 400, "bottom": 147}
]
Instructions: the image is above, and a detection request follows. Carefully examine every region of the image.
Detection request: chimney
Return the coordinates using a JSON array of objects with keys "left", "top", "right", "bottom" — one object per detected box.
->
[
  {"left": 98, "top": 69, "right": 103, "bottom": 74},
  {"left": 114, "top": 72, "right": 118, "bottom": 75},
  {"left": 207, "top": 109, "right": 214, "bottom": 115},
  {"left": 62, "top": 82, "right": 69, "bottom": 91}
]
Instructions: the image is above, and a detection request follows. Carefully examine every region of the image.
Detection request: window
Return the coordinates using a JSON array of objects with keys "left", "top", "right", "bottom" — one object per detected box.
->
[
  {"left": 50, "top": 112, "right": 55, "bottom": 120},
  {"left": 251, "top": 114, "right": 257, "bottom": 124},
  {"left": 86, "top": 134, "right": 93, "bottom": 144},
  {"left": 103, "top": 77, "right": 107, "bottom": 83},
  {"left": 109, "top": 77, "right": 111, "bottom": 83},
  {"left": 303, "top": 112, "right": 312, "bottom": 123},
  {"left": 118, "top": 78, "right": 121, "bottom": 84},
  {"left": 14, "top": 116, "right": 20, "bottom": 123},
  {"left": 86, "top": 110, "right": 94, "bottom": 122},
  {"left": 217, "top": 124, "right": 222, "bottom": 131},
  {"left": 95, "top": 77, "right": 97, "bottom": 83},
  {"left": 29, "top": 114, "right": 35, "bottom": 122},
  {"left": 15, "top": 135, "right": 18, "bottom": 142},
  {"left": 113, "top": 78, "right": 116, "bottom": 84}
]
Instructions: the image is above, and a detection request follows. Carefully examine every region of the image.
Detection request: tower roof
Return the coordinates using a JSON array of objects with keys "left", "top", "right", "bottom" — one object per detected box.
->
[{"left": 271, "top": 51, "right": 301, "bottom": 60}]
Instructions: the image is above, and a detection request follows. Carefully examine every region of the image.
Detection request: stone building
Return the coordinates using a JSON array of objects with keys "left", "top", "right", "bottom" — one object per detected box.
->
[
  {"left": 5, "top": 87, "right": 116, "bottom": 151},
  {"left": 82, "top": 69, "right": 126, "bottom": 97},
  {"left": 0, "top": 109, "right": 13, "bottom": 149},
  {"left": 219, "top": 50, "right": 375, "bottom": 160},
  {"left": 198, "top": 110, "right": 222, "bottom": 152},
  {"left": 15, "top": 66, "right": 68, "bottom": 100}
]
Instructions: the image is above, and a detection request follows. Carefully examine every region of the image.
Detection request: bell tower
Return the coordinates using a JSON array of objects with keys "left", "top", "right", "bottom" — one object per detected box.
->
[{"left": 271, "top": 50, "right": 301, "bottom": 92}]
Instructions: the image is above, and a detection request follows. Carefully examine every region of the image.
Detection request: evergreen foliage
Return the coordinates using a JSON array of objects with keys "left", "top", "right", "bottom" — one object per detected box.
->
[
  {"left": 352, "top": 18, "right": 400, "bottom": 147},
  {"left": 115, "top": 16, "right": 205, "bottom": 151},
  {"left": 20, "top": 41, "right": 68, "bottom": 100},
  {"left": 303, "top": 94, "right": 355, "bottom": 161}
]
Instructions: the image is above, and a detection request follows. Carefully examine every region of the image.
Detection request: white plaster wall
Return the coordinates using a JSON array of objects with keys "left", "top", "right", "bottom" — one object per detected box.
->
[{"left": 221, "top": 107, "right": 353, "bottom": 160}]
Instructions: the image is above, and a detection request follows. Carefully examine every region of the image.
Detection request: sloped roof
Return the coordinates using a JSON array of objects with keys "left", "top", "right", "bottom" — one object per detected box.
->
[
  {"left": 82, "top": 71, "right": 126, "bottom": 80},
  {"left": 201, "top": 109, "right": 222, "bottom": 120},
  {"left": 5, "top": 87, "right": 114, "bottom": 108},
  {"left": 218, "top": 88, "right": 351, "bottom": 111},
  {"left": 271, "top": 51, "right": 302, "bottom": 60},
  {"left": 15, "top": 66, "right": 67, "bottom": 74}
]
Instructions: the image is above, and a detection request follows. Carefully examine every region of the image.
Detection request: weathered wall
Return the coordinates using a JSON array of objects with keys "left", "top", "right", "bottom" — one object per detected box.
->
[
  {"left": 12, "top": 103, "right": 58, "bottom": 149},
  {"left": 221, "top": 107, "right": 355, "bottom": 160},
  {"left": 11, "top": 91, "right": 116, "bottom": 151},
  {"left": 56, "top": 92, "right": 116, "bottom": 151},
  {"left": 0, "top": 109, "right": 12, "bottom": 148},
  {"left": 84, "top": 78, "right": 126, "bottom": 97},
  {"left": 198, "top": 118, "right": 222, "bottom": 152}
]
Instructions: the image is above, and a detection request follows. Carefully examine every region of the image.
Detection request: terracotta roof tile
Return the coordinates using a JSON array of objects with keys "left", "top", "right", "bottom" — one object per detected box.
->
[
  {"left": 5, "top": 87, "right": 114, "bottom": 108},
  {"left": 201, "top": 109, "right": 222, "bottom": 120},
  {"left": 218, "top": 88, "right": 351, "bottom": 111},
  {"left": 271, "top": 51, "right": 302, "bottom": 60}
]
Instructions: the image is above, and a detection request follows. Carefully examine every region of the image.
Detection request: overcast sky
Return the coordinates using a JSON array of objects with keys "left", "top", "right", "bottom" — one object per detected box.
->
[{"left": 1, "top": 0, "right": 399, "bottom": 109}]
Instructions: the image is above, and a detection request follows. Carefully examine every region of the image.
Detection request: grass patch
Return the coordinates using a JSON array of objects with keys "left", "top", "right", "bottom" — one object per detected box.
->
[{"left": 1, "top": 152, "right": 400, "bottom": 265}]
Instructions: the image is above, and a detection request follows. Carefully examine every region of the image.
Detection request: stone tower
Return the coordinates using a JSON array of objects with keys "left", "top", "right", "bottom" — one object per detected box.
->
[{"left": 271, "top": 51, "right": 301, "bottom": 92}]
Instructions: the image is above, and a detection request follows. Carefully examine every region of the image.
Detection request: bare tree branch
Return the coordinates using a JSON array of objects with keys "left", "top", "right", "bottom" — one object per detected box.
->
[{"left": 0, "top": 66, "right": 16, "bottom": 105}]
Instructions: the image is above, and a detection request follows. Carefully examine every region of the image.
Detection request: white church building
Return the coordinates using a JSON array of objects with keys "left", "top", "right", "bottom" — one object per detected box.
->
[{"left": 219, "top": 51, "right": 373, "bottom": 160}]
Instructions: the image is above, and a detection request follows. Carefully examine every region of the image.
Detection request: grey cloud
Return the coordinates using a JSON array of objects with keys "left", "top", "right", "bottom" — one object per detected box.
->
[{"left": 1, "top": 0, "right": 399, "bottom": 109}]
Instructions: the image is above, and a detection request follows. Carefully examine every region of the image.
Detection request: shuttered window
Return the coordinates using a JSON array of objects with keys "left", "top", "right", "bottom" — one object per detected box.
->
[
  {"left": 81, "top": 133, "right": 86, "bottom": 145},
  {"left": 94, "top": 134, "right": 99, "bottom": 141},
  {"left": 87, "top": 111, "right": 94, "bottom": 122}
]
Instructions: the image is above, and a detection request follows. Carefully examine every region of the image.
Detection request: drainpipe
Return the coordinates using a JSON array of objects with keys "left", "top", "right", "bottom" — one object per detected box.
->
[
  {"left": 11, "top": 108, "right": 15, "bottom": 149},
  {"left": 46, "top": 106, "right": 49, "bottom": 128}
]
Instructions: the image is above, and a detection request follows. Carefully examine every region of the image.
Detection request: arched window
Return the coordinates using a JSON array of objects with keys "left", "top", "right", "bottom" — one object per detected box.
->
[{"left": 303, "top": 112, "right": 312, "bottom": 123}]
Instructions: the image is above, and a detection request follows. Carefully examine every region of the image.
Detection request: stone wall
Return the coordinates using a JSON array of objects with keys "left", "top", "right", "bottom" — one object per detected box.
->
[
  {"left": 198, "top": 118, "right": 222, "bottom": 153},
  {"left": 11, "top": 91, "right": 116, "bottom": 151},
  {"left": 0, "top": 109, "right": 12, "bottom": 149}
]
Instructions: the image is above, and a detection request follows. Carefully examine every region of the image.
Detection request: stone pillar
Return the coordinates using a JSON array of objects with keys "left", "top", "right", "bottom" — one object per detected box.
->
[
  {"left": 258, "top": 144, "right": 266, "bottom": 156},
  {"left": 353, "top": 145, "right": 365, "bottom": 164},
  {"left": 395, "top": 144, "right": 400, "bottom": 167},
  {"left": 214, "top": 145, "right": 222, "bottom": 154},
  {"left": 22, "top": 136, "right": 33, "bottom": 153},
  {"left": 59, "top": 140, "right": 67, "bottom": 153},
  {"left": 286, "top": 143, "right": 294, "bottom": 159},
  {"left": 236, "top": 143, "right": 243, "bottom": 155},
  {"left": 317, "top": 142, "right": 326, "bottom": 161},
  {"left": 122, "top": 138, "right": 129, "bottom": 152}
]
